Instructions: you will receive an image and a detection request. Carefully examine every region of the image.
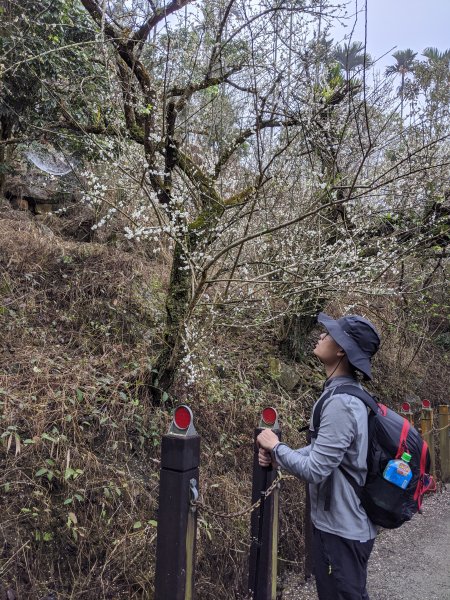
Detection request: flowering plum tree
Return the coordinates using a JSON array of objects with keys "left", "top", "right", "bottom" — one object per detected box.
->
[{"left": 2, "top": 1, "right": 448, "bottom": 400}]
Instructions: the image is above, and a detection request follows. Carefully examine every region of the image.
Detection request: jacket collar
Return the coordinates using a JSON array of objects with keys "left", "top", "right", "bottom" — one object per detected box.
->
[{"left": 322, "top": 375, "right": 359, "bottom": 392}]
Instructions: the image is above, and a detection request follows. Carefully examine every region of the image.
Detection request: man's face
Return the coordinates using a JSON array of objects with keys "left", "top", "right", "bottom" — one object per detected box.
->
[{"left": 313, "top": 331, "right": 343, "bottom": 365}]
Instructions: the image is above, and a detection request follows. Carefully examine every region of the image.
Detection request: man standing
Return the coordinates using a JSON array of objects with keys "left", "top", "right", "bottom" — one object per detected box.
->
[{"left": 257, "top": 312, "right": 381, "bottom": 600}]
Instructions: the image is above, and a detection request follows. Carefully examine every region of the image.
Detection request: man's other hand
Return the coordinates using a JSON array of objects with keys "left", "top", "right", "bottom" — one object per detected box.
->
[{"left": 258, "top": 447, "right": 273, "bottom": 467}]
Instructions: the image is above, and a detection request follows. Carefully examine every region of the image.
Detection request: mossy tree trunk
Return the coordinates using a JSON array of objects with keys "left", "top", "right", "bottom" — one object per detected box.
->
[
  {"left": 0, "top": 116, "right": 14, "bottom": 197},
  {"left": 280, "top": 313, "right": 321, "bottom": 361},
  {"left": 151, "top": 235, "right": 193, "bottom": 399}
]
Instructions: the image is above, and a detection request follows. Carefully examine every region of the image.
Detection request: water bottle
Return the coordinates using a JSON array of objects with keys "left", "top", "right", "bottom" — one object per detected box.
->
[{"left": 383, "top": 452, "right": 413, "bottom": 489}]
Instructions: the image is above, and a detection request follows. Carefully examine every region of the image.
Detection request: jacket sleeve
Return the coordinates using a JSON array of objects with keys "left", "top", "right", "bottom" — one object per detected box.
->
[
  {"left": 272, "top": 443, "right": 311, "bottom": 459},
  {"left": 273, "top": 394, "right": 357, "bottom": 483}
]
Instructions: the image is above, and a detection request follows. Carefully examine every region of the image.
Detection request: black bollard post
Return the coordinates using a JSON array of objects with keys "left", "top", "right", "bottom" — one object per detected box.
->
[
  {"left": 248, "top": 407, "right": 281, "bottom": 600},
  {"left": 154, "top": 405, "right": 200, "bottom": 600},
  {"left": 304, "top": 428, "right": 313, "bottom": 580},
  {"left": 303, "top": 485, "right": 313, "bottom": 580}
]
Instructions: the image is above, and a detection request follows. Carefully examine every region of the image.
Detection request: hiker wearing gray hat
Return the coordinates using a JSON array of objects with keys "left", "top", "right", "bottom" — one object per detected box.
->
[
  {"left": 257, "top": 313, "right": 381, "bottom": 600},
  {"left": 316, "top": 313, "right": 380, "bottom": 381}
]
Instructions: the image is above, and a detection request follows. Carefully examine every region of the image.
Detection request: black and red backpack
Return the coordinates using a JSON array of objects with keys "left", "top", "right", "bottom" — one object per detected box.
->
[{"left": 313, "top": 385, "right": 436, "bottom": 529}]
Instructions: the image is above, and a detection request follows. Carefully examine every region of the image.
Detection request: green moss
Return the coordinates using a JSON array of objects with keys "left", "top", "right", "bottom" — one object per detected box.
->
[{"left": 130, "top": 124, "right": 144, "bottom": 142}]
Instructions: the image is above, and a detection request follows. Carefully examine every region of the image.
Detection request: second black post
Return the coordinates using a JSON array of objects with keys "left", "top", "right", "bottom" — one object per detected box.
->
[{"left": 248, "top": 407, "right": 281, "bottom": 600}]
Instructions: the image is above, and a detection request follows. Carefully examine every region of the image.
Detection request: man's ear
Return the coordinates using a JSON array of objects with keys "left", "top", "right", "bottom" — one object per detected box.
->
[{"left": 337, "top": 348, "right": 346, "bottom": 357}]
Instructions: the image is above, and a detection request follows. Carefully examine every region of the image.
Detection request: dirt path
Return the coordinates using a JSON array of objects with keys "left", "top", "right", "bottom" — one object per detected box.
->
[{"left": 282, "top": 487, "right": 450, "bottom": 600}]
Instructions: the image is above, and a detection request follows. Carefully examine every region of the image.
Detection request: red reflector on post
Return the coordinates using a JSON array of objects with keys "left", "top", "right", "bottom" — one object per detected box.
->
[
  {"left": 422, "top": 399, "right": 431, "bottom": 409},
  {"left": 174, "top": 406, "right": 192, "bottom": 430},
  {"left": 401, "top": 402, "right": 411, "bottom": 412},
  {"left": 261, "top": 407, "right": 277, "bottom": 426}
]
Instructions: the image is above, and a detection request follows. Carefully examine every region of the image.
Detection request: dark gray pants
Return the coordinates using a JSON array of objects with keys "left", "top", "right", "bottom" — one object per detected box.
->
[{"left": 313, "top": 527, "right": 375, "bottom": 600}]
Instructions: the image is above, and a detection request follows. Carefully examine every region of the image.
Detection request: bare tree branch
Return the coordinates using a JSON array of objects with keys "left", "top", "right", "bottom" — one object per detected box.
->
[{"left": 132, "top": 0, "right": 196, "bottom": 44}]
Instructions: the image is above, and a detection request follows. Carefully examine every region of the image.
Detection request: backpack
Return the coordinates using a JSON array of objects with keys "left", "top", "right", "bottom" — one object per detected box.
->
[{"left": 312, "top": 384, "right": 435, "bottom": 529}]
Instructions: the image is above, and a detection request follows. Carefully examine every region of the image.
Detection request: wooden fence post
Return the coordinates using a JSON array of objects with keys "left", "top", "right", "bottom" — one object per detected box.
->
[
  {"left": 400, "top": 401, "right": 414, "bottom": 426},
  {"left": 420, "top": 401, "right": 435, "bottom": 477},
  {"left": 438, "top": 405, "right": 449, "bottom": 482}
]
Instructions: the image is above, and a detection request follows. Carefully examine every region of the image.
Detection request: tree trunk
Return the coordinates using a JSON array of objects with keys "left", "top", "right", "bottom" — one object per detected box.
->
[
  {"left": 400, "top": 72, "right": 405, "bottom": 122},
  {"left": 280, "top": 312, "right": 320, "bottom": 361},
  {"left": 0, "top": 116, "right": 14, "bottom": 197},
  {"left": 149, "top": 234, "right": 194, "bottom": 402}
]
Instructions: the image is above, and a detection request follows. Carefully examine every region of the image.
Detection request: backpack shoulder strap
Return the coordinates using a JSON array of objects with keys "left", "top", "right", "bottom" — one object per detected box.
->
[
  {"left": 329, "top": 384, "right": 379, "bottom": 415},
  {"left": 311, "top": 384, "right": 378, "bottom": 509},
  {"left": 312, "top": 385, "right": 378, "bottom": 436},
  {"left": 310, "top": 389, "right": 334, "bottom": 438},
  {"left": 333, "top": 385, "right": 379, "bottom": 502},
  {"left": 310, "top": 384, "right": 379, "bottom": 441}
]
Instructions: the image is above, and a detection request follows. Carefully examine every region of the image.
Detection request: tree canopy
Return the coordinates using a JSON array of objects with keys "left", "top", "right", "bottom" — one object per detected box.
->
[{"left": 1, "top": 0, "right": 449, "bottom": 397}]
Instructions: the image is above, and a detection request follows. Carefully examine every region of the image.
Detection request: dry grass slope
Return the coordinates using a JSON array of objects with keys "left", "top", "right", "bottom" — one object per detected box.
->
[
  {"left": 0, "top": 207, "right": 448, "bottom": 599},
  {"left": 0, "top": 211, "right": 312, "bottom": 599}
]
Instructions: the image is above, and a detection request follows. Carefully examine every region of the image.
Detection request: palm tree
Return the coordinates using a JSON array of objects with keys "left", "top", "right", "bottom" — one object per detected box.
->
[
  {"left": 385, "top": 49, "right": 417, "bottom": 119},
  {"left": 333, "top": 41, "right": 372, "bottom": 80},
  {"left": 420, "top": 47, "right": 450, "bottom": 126},
  {"left": 422, "top": 47, "right": 450, "bottom": 66}
]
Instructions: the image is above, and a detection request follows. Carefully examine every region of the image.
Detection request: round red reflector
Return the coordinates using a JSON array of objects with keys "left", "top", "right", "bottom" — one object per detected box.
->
[
  {"left": 401, "top": 402, "right": 411, "bottom": 412},
  {"left": 262, "top": 407, "right": 277, "bottom": 426},
  {"left": 174, "top": 406, "right": 192, "bottom": 430},
  {"left": 422, "top": 399, "right": 431, "bottom": 409}
]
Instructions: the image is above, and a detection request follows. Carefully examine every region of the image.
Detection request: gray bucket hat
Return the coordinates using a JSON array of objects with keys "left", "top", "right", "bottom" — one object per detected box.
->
[{"left": 317, "top": 312, "right": 381, "bottom": 380}]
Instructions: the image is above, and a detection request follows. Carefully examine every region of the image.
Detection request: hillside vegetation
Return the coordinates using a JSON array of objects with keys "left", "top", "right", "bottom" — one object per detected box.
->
[{"left": 0, "top": 205, "right": 448, "bottom": 599}]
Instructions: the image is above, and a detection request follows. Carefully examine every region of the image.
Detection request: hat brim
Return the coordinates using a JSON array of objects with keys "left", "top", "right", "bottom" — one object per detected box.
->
[{"left": 317, "top": 312, "right": 373, "bottom": 380}]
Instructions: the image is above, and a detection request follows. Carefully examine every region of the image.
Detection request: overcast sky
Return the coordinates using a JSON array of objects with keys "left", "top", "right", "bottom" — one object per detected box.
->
[{"left": 331, "top": 0, "right": 450, "bottom": 71}]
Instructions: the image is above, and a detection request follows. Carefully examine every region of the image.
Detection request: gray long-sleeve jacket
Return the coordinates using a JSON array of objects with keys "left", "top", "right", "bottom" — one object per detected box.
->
[{"left": 273, "top": 375, "right": 377, "bottom": 542}]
